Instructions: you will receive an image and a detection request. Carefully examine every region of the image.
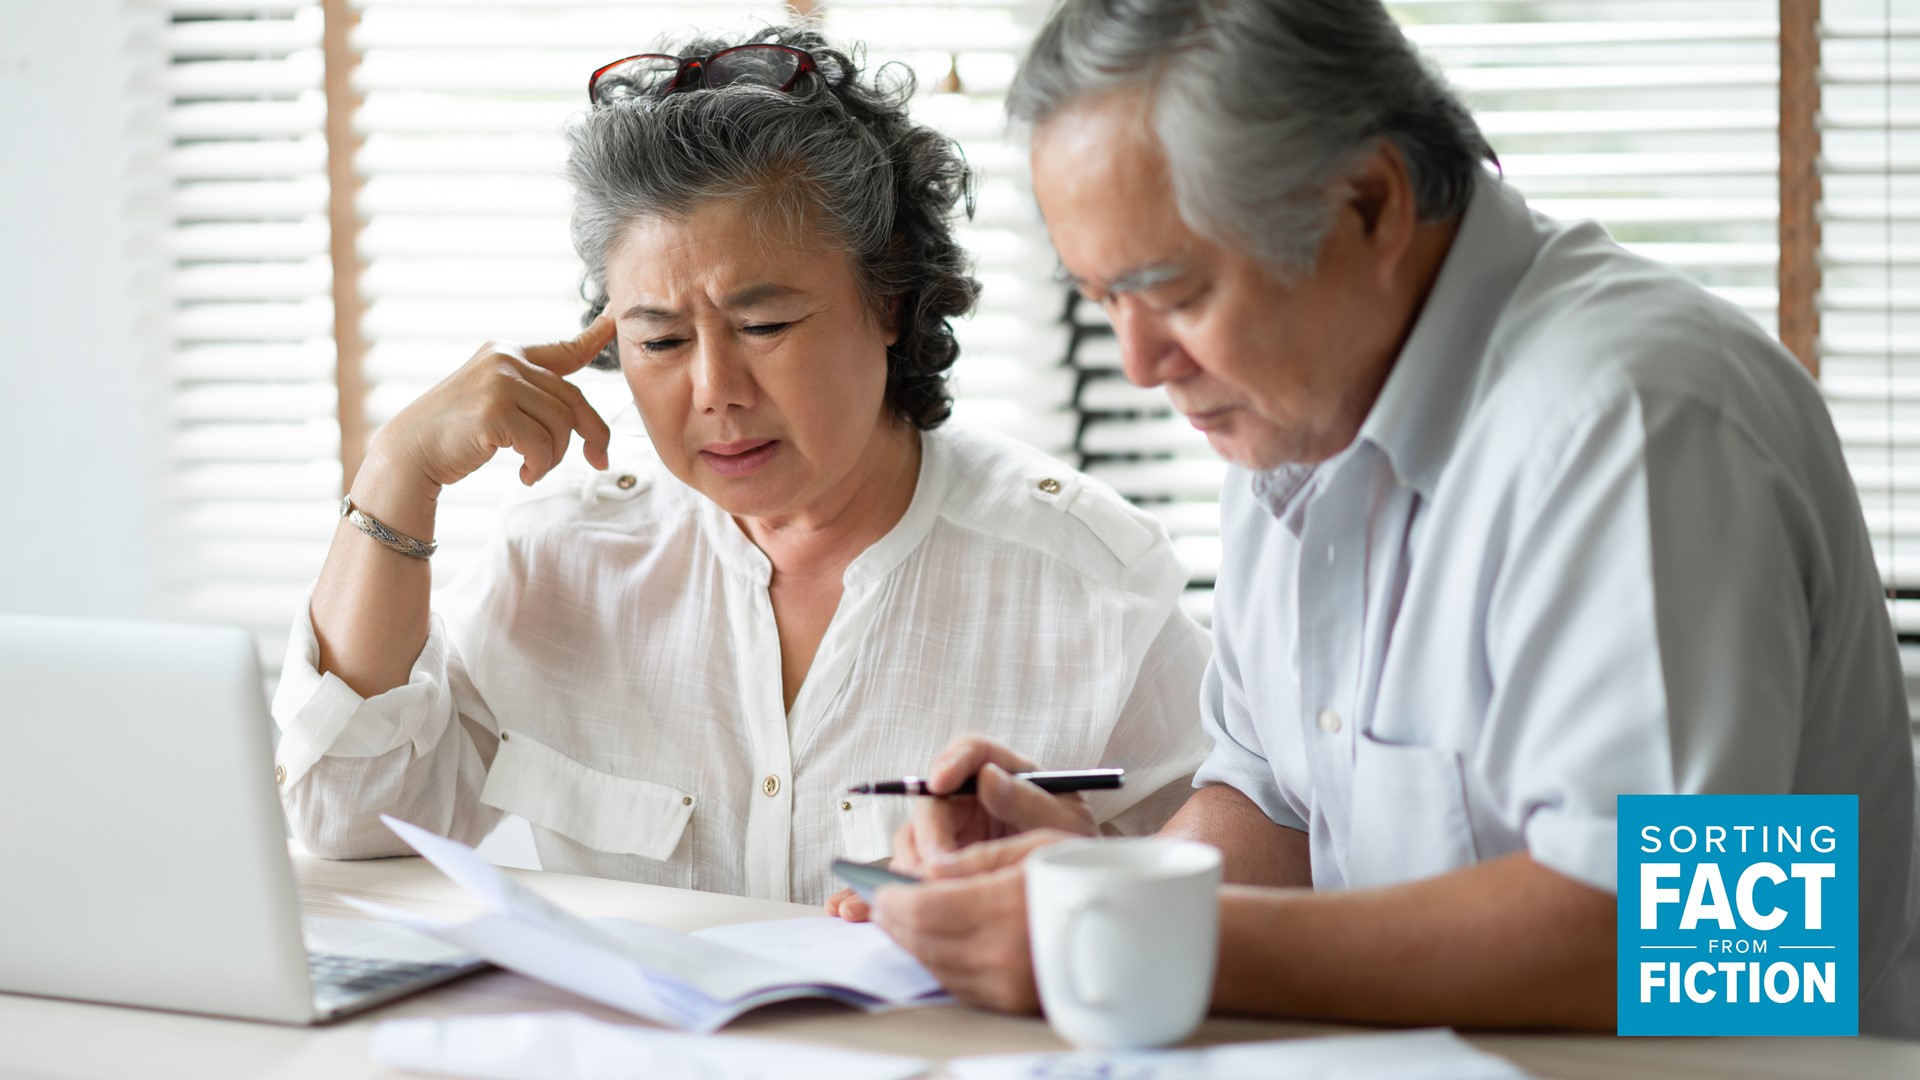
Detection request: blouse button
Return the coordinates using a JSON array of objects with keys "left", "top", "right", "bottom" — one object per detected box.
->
[
  {"left": 762, "top": 775, "right": 781, "bottom": 797},
  {"left": 682, "top": 796, "right": 693, "bottom": 807},
  {"left": 616, "top": 474, "right": 638, "bottom": 490},
  {"left": 840, "top": 801, "right": 853, "bottom": 812},
  {"left": 1316, "top": 709, "right": 1343, "bottom": 734},
  {"left": 1037, "top": 478, "right": 1061, "bottom": 495},
  {"left": 273, "top": 763, "right": 286, "bottom": 785}
]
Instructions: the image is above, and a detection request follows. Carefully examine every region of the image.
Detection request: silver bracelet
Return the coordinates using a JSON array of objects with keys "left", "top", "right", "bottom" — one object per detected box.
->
[{"left": 339, "top": 494, "right": 437, "bottom": 560}]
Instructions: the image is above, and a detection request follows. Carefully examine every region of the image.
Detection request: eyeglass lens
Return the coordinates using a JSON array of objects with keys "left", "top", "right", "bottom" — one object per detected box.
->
[
  {"left": 604, "top": 55, "right": 684, "bottom": 95},
  {"left": 704, "top": 46, "right": 801, "bottom": 89}
]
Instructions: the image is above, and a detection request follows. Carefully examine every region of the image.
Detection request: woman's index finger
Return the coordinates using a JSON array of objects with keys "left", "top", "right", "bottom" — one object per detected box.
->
[{"left": 522, "top": 312, "right": 616, "bottom": 375}]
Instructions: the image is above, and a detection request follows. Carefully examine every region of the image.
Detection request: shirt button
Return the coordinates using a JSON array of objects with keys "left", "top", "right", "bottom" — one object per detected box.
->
[
  {"left": 1037, "top": 478, "right": 1061, "bottom": 494},
  {"left": 762, "top": 775, "right": 781, "bottom": 797},
  {"left": 616, "top": 474, "right": 638, "bottom": 490},
  {"left": 840, "top": 801, "right": 853, "bottom": 812},
  {"left": 273, "top": 763, "right": 286, "bottom": 785},
  {"left": 1317, "top": 709, "right": 1343, "bottom": 734}
]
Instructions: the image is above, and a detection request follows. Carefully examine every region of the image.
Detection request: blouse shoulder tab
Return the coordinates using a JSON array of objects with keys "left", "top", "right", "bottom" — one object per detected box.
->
[
  {"left": 500, "top": 460, "right": 657, "bottom": 530},
  {"left": 1023, "top": 470, "right": 1156, "bottom": 567},
  {"left": 583, "top": 466, "right": 653, "bottom": 503},
  {"left": 939, "top": 425, "right": 1168, "bottom": 583}
]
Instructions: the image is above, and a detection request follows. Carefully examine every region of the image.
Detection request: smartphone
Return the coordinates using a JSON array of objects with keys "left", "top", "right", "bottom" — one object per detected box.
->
[{"left": 831, "top": 858, "right": 921, "bottom": 903}]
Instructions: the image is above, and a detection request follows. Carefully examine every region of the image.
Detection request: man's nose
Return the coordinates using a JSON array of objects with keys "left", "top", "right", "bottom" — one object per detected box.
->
[{"left": 1112, "top": 302, "right": 1195, "bottom": 389}]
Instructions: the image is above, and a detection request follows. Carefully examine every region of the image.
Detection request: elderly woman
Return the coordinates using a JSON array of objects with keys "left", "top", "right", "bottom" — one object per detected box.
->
[{"left": 270, "top": 26, "right": 1209, "bottom": 906}]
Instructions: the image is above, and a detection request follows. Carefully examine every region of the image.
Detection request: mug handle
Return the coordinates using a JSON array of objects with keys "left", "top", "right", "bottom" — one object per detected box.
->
[{"left": 1060, "top": 896, "right": 1110, "bottom": 1009}]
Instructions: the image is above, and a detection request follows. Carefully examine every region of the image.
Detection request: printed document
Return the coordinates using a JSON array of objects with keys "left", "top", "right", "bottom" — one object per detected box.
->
[{"left": 348, "top": 815, "right": 948, "bottom": 1031}]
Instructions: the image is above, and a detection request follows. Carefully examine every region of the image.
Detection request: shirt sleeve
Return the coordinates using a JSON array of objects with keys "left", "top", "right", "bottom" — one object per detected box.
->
[
  {"left": 1479, "top": 384, "right": 1819, "bottom": 893},
  {"left": 271, "top": 536, "right": 517, "bottom": 859},
  {"left": 1192, "top": 640, "right": 1311, "bottom": 834}
]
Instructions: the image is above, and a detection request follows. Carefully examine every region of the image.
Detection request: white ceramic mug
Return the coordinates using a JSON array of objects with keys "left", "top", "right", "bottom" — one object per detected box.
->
[{"left": 1025, "top": 837, "right": 1223, "bottom": 1049}]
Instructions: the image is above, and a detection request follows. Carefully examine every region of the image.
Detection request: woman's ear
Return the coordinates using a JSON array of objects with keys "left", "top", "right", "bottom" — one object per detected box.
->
[{"left": 884, "top": 296, "right": 903, "bottom": 348}]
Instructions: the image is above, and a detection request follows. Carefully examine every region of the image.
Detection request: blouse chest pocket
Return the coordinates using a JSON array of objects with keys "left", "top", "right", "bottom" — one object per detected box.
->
[
  {"left": 1344, "top": 731, "right": 1480, "bottom": 889},
  {"left": 835, "top": 797, "right": 908, "bottom": 866},
  {"left": 480, "top": 730, "right": 695, "bottom": 876}
]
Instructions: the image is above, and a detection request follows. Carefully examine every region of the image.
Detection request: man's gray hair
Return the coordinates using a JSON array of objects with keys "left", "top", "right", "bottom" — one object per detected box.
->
[
  {"left": 1008, "top": 0, "right": 1494, "bottom": 275},
  {"left": 565, "top": 25, "right": 979, "bottom": 429}
]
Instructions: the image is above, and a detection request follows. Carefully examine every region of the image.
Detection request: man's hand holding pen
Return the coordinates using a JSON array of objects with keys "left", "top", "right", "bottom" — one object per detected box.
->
[{"left": 823, "top": 737, "right": 1100, "bottom": 924}]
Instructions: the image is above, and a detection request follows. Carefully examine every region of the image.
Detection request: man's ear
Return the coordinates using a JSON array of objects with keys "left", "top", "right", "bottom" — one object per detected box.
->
[{"left": 1340, "top": 140, "right": 1418, "bottom": 285}]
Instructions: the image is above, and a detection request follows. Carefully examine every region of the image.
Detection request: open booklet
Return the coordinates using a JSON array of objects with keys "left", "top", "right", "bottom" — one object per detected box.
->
[{"left": 347, "top": 815, "right": 950, "bottom": 1032}]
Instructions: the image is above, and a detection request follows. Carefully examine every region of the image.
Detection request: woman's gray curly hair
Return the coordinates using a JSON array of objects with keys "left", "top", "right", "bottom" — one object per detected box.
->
[{"left": 566, "top": 24, "right": 980, "bottom": 431}]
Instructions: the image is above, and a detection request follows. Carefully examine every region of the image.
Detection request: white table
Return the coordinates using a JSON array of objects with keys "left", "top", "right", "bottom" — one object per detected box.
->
[{"left": 2, "top": 847, "right": 1915, "bottom": 1078}]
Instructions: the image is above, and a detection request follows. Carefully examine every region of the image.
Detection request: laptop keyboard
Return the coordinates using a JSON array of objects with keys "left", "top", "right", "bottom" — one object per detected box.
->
[{"left": 307, "top": 951, "right": 461, "bottom": 996}]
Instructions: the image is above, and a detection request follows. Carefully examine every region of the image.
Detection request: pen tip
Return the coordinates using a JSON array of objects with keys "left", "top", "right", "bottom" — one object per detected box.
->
[{"left": 845, "top": 785, "right": 867, "bottom": 795}]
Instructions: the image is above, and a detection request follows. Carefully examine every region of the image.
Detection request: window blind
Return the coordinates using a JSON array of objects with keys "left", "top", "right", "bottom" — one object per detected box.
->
[
  {"left": 1815, "top": 1, "right": 1918, "bottom": 638},
  {"left": 1068, "top": 0, "right": 1786, "bottom": 626},
  {"left": 148, "top": 0, "right": 338, "bottom": 673}
]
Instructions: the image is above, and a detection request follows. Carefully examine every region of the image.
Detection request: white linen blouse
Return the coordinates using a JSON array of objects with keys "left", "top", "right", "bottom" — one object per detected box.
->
[{"left": 271, "top": 424, "right": 1212, "bottom": 904}]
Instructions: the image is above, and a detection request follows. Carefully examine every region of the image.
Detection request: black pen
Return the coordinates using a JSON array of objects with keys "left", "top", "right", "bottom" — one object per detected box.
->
[{"left": 846, "top": 767, "right": 1124, "bottom": 797}]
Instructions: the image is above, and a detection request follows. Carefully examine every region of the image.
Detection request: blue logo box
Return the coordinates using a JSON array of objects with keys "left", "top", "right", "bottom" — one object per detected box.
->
[{"left": 1616, "top": 794, "right": 1858, "bottom": 1036}]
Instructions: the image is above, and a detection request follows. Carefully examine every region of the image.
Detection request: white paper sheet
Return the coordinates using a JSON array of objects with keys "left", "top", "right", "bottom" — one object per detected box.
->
[
  {"left": 949, "top": 1029, "right": 1536, "bottom": 1080},
  {"left": 691, "top": 916, "right": 946, "bottom": 1002},
  {"left": 352, "top": 815, "right": 948, "bottom": 1031},
  {"left": 370, "top": 1012, "right": 931, "bottom": 1080}
]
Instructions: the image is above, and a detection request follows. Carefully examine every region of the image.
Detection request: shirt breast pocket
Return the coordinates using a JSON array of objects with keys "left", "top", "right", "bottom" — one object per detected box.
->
[
  {"left": 480, "top": 730, "right": 695, "bottom": 886},
  {"left": 1345, "top": 731, "right": 1480, "bottom": 888},
  {"left": 835, "top": 797, "right": 908, "bottom": 866}
]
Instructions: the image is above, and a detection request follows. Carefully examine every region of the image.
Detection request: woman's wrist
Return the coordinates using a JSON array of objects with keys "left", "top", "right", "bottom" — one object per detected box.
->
[{"left": 348, "top": 439, "right": 444, "bottom": 543}]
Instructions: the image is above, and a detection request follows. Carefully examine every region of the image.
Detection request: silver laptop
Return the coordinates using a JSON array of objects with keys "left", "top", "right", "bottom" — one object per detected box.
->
[{"left": 0, "top": 614, "right": 486, "bottom": 1024}]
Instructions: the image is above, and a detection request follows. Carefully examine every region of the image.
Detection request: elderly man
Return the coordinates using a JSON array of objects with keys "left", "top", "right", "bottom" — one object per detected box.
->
[{"left": 853, "top": 0, "right": 1920, "bottom": 1035}]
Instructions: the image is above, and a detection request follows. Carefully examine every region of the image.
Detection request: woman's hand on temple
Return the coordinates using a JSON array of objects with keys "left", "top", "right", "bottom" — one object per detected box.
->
[{"left": 375, "top": 315, "right": 618, "bottom": 491}]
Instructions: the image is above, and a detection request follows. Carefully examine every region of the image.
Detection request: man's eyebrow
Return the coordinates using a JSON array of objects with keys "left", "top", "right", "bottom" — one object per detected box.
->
[
  {"left": 1108, "top": 261, "right": 1189, "bottom": 295},
  {"left": 1053, "top": 260, "right": 1190, "bottom": 297}
]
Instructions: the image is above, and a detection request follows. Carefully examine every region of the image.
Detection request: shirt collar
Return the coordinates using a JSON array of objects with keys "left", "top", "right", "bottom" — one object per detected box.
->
[
  {"left": 843, "top": 427, "right": 949, "bottom": 586},
  {"left": 1356, "top": 173, "right": 1541, "bottom": 499},
  {"left": 1248, "top": 461, "right": 1323, "bottom": 537}
]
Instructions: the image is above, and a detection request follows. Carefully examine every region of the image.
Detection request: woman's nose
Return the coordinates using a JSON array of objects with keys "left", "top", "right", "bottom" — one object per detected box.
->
[{"left": 690, "top": 338, "right": 755, "bottom": 412}]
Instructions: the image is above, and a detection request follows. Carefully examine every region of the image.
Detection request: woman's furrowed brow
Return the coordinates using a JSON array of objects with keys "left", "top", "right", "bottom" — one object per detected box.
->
[
  {"left": 723, "top": 282, "right": 805, "bottom": 308},
  {"left": 619, "top": 301, "right": 679, "bottom": 323},
  {"left": 618, "top": 283, "right": 805, "bottom": 323}
]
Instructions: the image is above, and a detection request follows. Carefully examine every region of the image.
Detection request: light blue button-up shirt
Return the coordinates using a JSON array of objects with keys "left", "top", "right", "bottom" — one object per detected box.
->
[{"left": 1193, "top": 175, "right": 1920, "bottom": 1036}]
